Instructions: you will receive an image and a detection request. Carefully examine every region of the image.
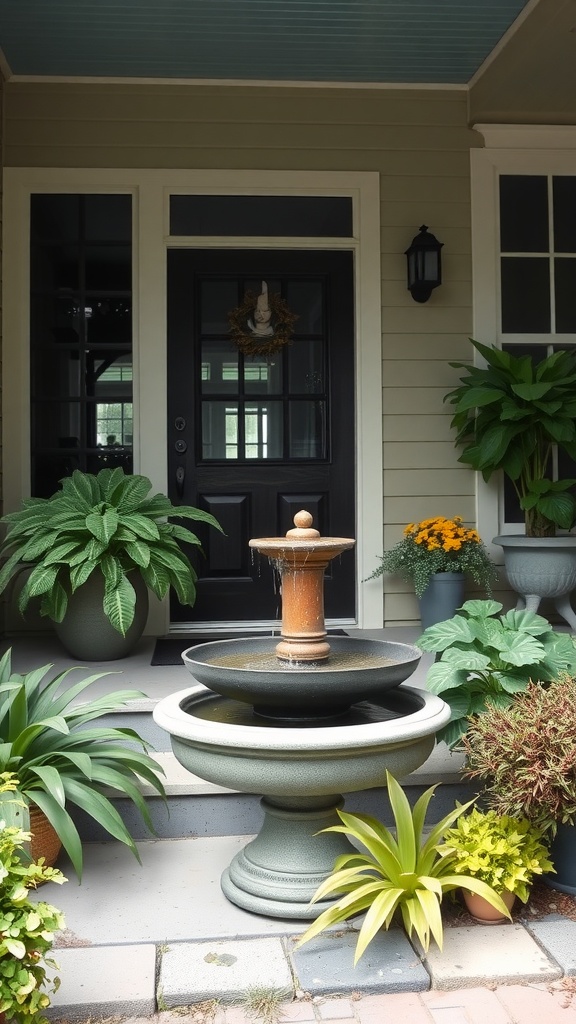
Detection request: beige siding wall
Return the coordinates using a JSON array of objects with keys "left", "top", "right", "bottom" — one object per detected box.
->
[{"left": 3, "top": 81, "right": 482, "bottom": 624}]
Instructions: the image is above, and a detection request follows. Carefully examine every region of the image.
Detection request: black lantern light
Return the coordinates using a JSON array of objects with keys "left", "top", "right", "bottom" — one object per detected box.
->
[{"left": 405, "top": 225, "right": 443, "bottom": 303}]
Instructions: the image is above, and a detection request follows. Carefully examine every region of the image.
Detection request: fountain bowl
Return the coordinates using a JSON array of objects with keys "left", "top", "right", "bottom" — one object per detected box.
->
[{"left": 181, "top": 636, "right": 422, "bottom": 718}]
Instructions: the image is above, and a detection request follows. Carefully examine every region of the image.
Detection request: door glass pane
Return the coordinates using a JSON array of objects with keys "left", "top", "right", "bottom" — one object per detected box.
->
[
  {"left": 201, "top": 342, "right": 240, "bottom": 393},
  {"left": 201, "top": 280, "right": 239, "bottom": 334},
  {"left": 288, "top": 339, "right": 325, "bottom": 394},
  {"left": 501, "top": 257, "right": 550, "bottom": 332},
  {"left": 244, "top": 357, "right": 282, "bottom": 394},
  {"left": 553, "top": 177, "right": 576, "bottom": 253},
  {"left": 286, "top": 281, "right": 324, "bottom": 334},
  {"left": 500, "top": 176, "right": 548, "bottom": 252},
  {"left": 289, "top": 401, "right": 326, "bottom": 458},
  {"left": 202, "top": 401, "right": 235, "bottom": 459},
  {"left": 245, "top": 402, "right": 282, "bottom": 459},
  {"left": 555, "top": 258, "right": 576, "bottom": 332}
]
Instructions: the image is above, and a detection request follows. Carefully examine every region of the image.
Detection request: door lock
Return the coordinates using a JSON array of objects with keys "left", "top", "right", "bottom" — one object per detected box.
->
[
  {"left": 174, "top": 439, "right": 188, "bottom": 454},
  {"left": 175, "top": 416, "right": 186, "bottom": 431}
]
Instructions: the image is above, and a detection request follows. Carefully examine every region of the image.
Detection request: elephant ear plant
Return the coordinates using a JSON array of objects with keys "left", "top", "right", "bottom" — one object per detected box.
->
[
  {"left": 418, "top": 599, "right": 576, "bottom": 748},
  {"left": 0, "top": 467, "right": 223, "bottom": 636},
  {"left": 444, "top": 341, "right": 576, "bottom": 536},
  {"left": 295, "top": 771, "right": 510, "bottom": 963},
  {"left": 0, "top": 648, "right": 165, "bottom": 880}
]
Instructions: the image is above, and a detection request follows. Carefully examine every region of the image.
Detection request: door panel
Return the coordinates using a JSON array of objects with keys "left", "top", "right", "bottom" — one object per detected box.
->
[{"left": 167, "top": 248, "right": 355, "bottom": 623}]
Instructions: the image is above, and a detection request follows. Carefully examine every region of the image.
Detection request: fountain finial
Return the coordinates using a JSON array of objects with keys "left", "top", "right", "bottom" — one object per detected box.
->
[{"left": 287, "top": 511, "right": 320, "bottom": 539}]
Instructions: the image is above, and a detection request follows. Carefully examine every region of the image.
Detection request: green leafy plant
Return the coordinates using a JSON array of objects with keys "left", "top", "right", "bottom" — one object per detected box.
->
[
  {"left": 418, "top": 599, "right": 576, "bottom": 748},
  {"left": 0, "top": 467, "right": 223, "bottom": 636},
  {"left": 444, "top": 341, "right": 576, "bottom": 536},
  {"left": 368, "top": 515, "right": 496, "bottom": 598},
  {"left": 0, "top": 648, "right": 166, "bottom": 879},
  {"left": 439, "top": 806, "right": 553, "bottom": 903},
  {"left": 295, "top": 771, "right": 510, "bottom": 963},
  {"left": 0, "top": 773, "right": 66, "bottom": 1023},
  {"left": 462, "top": 674, "right": 576, "bottom": 837}
]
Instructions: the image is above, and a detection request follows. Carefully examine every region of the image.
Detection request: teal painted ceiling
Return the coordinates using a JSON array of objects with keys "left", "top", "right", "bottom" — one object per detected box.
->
[{"left": 0, "top": 0, "right": 530, "bottom": 83}]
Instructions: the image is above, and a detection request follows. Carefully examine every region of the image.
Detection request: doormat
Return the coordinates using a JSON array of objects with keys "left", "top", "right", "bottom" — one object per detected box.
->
[{"left": 151, "top": 630, "right": 349, "bottom": 666}]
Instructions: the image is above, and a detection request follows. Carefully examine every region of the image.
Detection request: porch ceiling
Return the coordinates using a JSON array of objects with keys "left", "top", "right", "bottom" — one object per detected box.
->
[{"left": 0, "top": 0, "right": 530, "bottom": 85}]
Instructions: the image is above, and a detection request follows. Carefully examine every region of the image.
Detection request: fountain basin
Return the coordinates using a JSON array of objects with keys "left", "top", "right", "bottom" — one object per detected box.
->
[
  {"left": 153, "top": 681, "right": 450, "bottom": 919},
  {"left": 181, "top": 636, "right": 422, "bottom": 719}
]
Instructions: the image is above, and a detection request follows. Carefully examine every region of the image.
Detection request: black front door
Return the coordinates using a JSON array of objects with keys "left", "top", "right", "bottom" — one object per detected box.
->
[{"left": 167, "top": 248, "right": 355, "bottom": 624}]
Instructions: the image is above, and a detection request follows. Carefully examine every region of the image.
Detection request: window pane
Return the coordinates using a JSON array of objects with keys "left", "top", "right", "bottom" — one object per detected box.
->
[
  {"left": 289, "top": 401, "right": 326, "bottom": 458},
  {"left": 201, "top": 342, "right": 240, "bottom": 393},
  {"left": 285, "top": 281, "right": 324, "bottom": 335},
  {"left": 85, "top": 245, "right": 131, "bottom": 291},
  {"left": 288, "top": 339, "right": 325, "bottom": 394},
  {"left": 201, "top": 280, "right": 240, "bottom": 334},
  {"left": 170, "top": 195, "right": 353, "bottom": 237},
  {"left": 244, "top": 403, "right": 282, "bottom": 459},
  {"left": 32, "top": 349, "right": 82, "bottom": 400},
  {"left": 30, "top": 195, "right": 80, "bottom": 242},
  {"left": 555, "top": 258, "right": 576, "bottom": 332},
  {"left": 500, "top": 176, "right": 548, "bottom": 252},
  {"left": 553, "top": 177, "right": 576, "bottom": 253},
  {"left": 243, "top": 357, "right": 282, "bottom": 395},
  {"left": 501, "top": 257, "right": 550, "bottom": 332},
  {"left": 86, "top": 298, "right": 132, "bottom": 346},
  {"left": 84, "top": 195, "right": 132, "bottom": 242}
]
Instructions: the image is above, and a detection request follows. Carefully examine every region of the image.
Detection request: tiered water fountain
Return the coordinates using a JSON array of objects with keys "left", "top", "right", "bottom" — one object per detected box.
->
[{"left": 154, "top": 512, "right": 449, "bottom": 919}]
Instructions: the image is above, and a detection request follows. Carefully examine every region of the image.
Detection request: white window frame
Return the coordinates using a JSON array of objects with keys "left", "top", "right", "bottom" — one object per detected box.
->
[
  {"left": 2, "top": 167, "right": 383, "bottom": 631},
  {"left": 471, "top": 125, "right": 576, "bottom": 550}
]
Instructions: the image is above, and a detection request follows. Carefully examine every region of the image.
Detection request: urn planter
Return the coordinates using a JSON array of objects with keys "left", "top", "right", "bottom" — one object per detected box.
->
[
  {"left": 543, "top": 823, "right": 576, "bottom": 895},
  {"left": 493, "top": 535, "right": 576, "bottom": 630}
]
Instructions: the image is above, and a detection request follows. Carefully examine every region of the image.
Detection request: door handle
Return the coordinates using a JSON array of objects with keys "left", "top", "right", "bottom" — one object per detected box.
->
[{"left": 175, "top": 465, "right": 185, "bottom": 498}]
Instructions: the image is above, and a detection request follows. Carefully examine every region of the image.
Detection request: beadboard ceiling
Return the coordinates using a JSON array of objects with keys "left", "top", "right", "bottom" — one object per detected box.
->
[{"left": 0, "top": 0, "right": 531, "bottom": 84}]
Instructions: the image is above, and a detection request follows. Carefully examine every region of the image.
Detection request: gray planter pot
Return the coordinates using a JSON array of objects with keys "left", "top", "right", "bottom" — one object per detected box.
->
[
  {"left": 542, "top": 823, "right": 576, "bottom": 895},
  {"left": 418, "top": 571, "right": 466, "bottom": 630},
  {"left": 493, "top": 535, "right": 576, "bottom": 629},
  {"left": 55, "top": 571, "right": 149, "bottom": 661}
]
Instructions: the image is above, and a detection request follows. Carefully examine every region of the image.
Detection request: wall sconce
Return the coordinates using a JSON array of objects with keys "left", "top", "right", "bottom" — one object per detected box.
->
[{"left": 405, "top": 225, "right": 443, "bottom": 303}]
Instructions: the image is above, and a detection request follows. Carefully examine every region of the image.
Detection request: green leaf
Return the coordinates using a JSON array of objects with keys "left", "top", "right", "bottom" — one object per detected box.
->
[
  {"left": 103, "top": 577, "right": 136, "bottom": 636},
  {"left": 493, "top": 633, "right": 545, "bottom": 667},
  {"left": 418, "top": 616, "right": 475, "bottom": 651},
  {"left": 425, "top": 663, "right": 470, "bottom": 696},
  {"left": 86, "top": 509, "right": 119, "bottom": 545},
  {"left": 441, "top": 647, "right": 491, "bottom": 671}
]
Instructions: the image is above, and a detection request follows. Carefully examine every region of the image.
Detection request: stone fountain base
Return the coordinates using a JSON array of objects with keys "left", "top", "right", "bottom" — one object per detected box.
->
[{"left": 156, "top": 684, "right": 447, "bottom": 920}]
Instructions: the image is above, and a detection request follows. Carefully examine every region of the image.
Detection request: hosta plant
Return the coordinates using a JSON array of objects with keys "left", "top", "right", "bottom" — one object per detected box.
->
[
  {"left": 444, "top": 341, "right": 576, "bottom": 536},
  {"left": 462, "top": 674, "right": 576, "bottom": 837},
  {"left": 0, "top": 647, "right": 165, "bottom": 879},
  {"left": 439, "top": 806, "right": 553, "bottom": 903},
  {"left": 0, "top": 774, "right": 66, "bottom": 1024},
  {"left": 0, "top": 467, "right": 222, "bottom": 636},
  {"left": 418, "top": 599, "right": 576, "bottom": 748},
  {"left": 295, "top": 771, "right": 510, "bottom": 963}
]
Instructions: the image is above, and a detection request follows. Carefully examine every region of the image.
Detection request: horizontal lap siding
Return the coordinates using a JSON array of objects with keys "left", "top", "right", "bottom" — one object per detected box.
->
[{"left": 3, "top": 82, "right": 478, "bottom": 624}]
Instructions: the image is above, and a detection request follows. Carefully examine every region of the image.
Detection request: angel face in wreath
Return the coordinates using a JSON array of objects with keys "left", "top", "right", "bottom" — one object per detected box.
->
[
  {"left": 228, "top": 279, "right": 298, "bottom": 357},
  {"left": 247, "top": 282, "right": 274, "bottom": 338}
]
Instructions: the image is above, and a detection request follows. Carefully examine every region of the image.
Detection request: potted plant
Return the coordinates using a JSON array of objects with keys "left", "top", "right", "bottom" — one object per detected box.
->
[
  {"left": 0, "top": 647, "right": 166, "bottom": 880},
  {"left": 0, "top": 773, "right": 66, "bottom": 1024},
  {"left": 0, "top": 467, "right": 223, "bottom": 660},
  {"left": 439, "top": 806, "right": 554, "bottom": 922},
  {"left": 295, "top": 770, "right": 510, "bottom": 963},
  {"left": 417, "top": 599, "right": 576, "bottom": 748},
  {"left": 444, "top": 341, "right": 576, "bottom": 623},
  {"left": 462, "top": 673, "right": 576, "bottom": 895},
  {"left": 368, "top": 515, "right": 497, "bottom": 629}
]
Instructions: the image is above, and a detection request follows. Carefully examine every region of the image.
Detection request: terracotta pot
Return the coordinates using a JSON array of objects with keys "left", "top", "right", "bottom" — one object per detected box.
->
[
  {"left": 462, "top": 888, "right": 516, "bottom": 923},
  {"left": 29, "top": 804, "right": 62, "bottom": 869}
]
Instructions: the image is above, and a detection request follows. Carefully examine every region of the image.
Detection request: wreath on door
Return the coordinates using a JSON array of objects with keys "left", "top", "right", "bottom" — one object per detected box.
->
[{"left": 228, "top": 281, "right": 298, "bottom": 357}]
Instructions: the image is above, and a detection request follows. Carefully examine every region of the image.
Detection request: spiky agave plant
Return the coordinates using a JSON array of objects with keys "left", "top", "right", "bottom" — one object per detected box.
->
[
  {"left": 0, "top": 648, "right": 166, "bottom": 880},
  {"left": 296, "top": 771, "right": 510, "bottom": 962},
  {"left": 0, "top": 467, "right": 223, "bottom": 636}
]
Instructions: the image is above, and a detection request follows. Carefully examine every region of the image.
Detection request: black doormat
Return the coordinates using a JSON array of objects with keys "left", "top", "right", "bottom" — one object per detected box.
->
[{"left": 151, "top": 630, "right": 349, "bottom": 666}]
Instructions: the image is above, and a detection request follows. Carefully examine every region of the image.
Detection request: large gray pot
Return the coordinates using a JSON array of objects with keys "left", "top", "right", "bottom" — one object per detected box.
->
[
  {"left": 55, "top": 570, "right": 149, "bottom": 661},
  {"left": 543, "top": 823, "right": 576, "bottom": 895},
  {"left": 493, "top": 535, "right": 576, "bottom": 629}
]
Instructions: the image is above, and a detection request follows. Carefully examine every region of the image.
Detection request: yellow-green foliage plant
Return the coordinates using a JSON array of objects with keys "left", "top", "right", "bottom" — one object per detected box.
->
[
  {"left": 0, "top": 774, "right": 66, "bottom": 1023},
  {"left": 439, "top": 807, "right": 554, "bottom": 903},
  {"left": 296, "top": 771, "right": 510, "bottom": 963}
]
